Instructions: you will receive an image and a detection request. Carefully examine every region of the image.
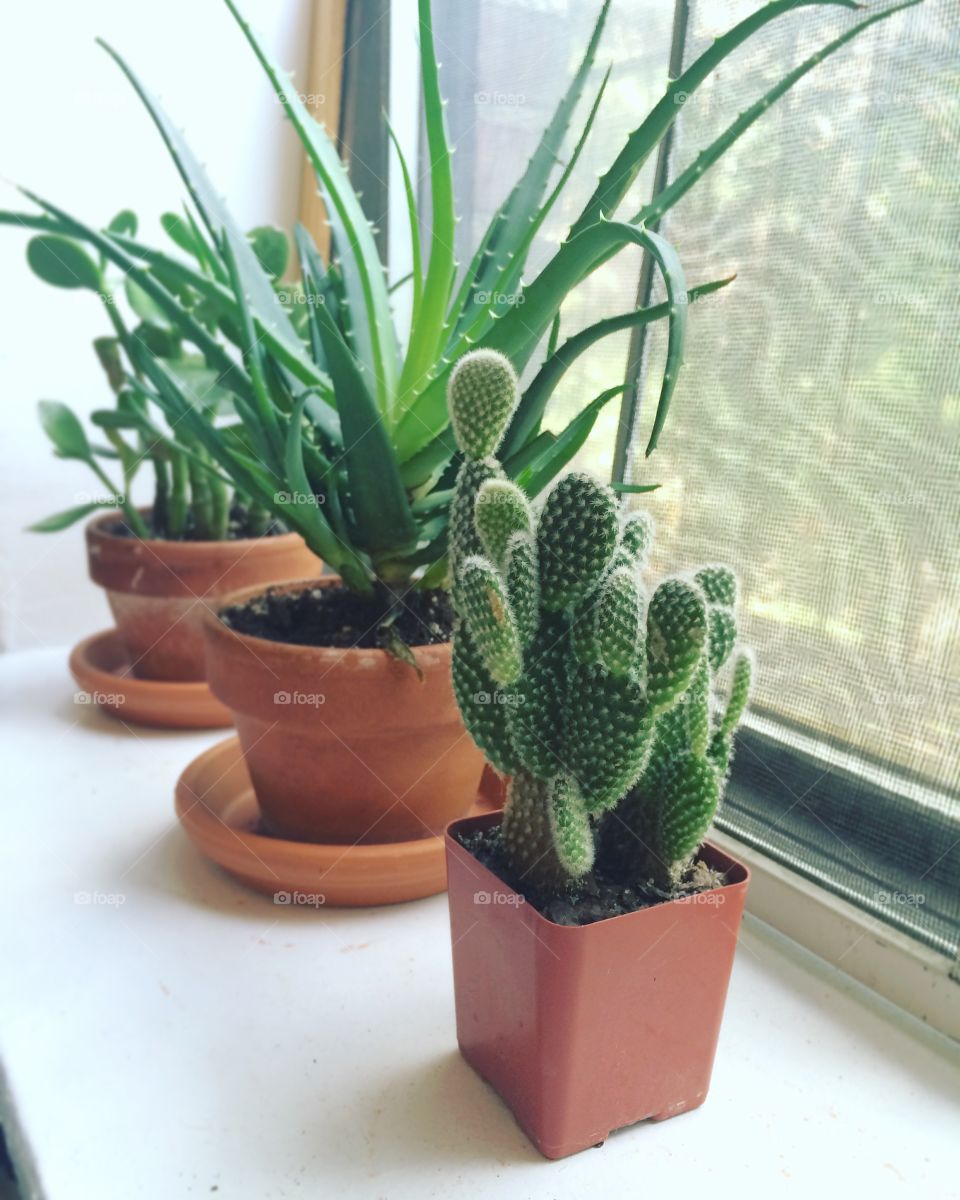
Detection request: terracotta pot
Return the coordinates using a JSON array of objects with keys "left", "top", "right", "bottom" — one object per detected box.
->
[
  {"left": 201, "top": 578, "right": 486, "bottom": 844},
  {"left": 86, "top": 511, "right": 321, "bottom": 682},
  {"left": 445, "top": 810, "right": 750, "bottom": 1159}
]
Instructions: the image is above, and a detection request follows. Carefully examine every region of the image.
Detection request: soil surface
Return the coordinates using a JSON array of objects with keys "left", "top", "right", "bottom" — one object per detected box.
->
[
  {"left": 457, "top": 824, "right": 726, "bottom": 927},
  {"left": 107, "top": 505, "right": 286, "bottom": 541},
  {"left": 219, "top": 583, "right": 455, "bottom": 650}
]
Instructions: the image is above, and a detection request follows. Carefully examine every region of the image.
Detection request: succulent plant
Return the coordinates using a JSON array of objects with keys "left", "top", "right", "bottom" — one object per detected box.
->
[
  {"left": 448, "top": 350, "right": 753, "bottom": 892},
  {"left": 2, "top": 0, "right": 918, "bottom": 578}
]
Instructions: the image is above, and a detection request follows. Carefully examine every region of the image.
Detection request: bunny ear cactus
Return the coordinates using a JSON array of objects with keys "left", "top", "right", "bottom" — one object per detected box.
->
[
  {"left": 447, "top": 350, "right": 751, "bottom": 893},
  {"left": 608, "top": 567, "right": 754, "bottom": 887}
]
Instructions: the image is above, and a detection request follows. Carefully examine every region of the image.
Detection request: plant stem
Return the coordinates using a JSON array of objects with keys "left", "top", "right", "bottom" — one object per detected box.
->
[{"left": 168, "top": 450, "right": 188, "bottom": 538}]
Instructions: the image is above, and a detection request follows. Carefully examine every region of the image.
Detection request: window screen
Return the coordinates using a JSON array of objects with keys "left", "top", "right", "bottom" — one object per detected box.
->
[{"left": 427, "top": 0, "right": 959, "bottom": 958}]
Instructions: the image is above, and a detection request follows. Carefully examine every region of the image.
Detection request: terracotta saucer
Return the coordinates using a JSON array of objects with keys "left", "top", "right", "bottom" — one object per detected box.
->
[
  {"left": 69, "top": 629, "right": 232, "bottom": 730},
  {"left": 175, "top": 737, "right": 504, "bottom": 906}
]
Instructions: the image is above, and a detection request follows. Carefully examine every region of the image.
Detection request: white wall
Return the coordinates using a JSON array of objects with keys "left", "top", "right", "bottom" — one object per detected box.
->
[{"left": 0, "top": 0, "right": 312, "bottom": 653}]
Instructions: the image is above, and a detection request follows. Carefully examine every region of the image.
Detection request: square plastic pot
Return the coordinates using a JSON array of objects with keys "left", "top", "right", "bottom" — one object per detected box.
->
[{"left": 444, "top": 810, "right": 750, "bottom": 1159}]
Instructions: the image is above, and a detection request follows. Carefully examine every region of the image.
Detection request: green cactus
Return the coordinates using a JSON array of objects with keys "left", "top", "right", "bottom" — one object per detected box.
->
[
  {"left": 447, "top": 349, "right": 520, "bottom": 462},
  {"left": 447, "top": 350, "right": 754, "bottom": 894}
]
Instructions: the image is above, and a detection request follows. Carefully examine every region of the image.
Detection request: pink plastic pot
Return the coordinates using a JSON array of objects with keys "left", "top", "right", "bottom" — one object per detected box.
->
[{"left": 444, "top": 810, "right": 749, "bottom": 1159}]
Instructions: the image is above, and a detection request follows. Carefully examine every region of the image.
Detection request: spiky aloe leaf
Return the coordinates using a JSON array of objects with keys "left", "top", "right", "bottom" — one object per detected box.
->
[
  {"left": 570, "top": 0, "right": 861, "bottom": 237},
  {"left": 503, "top": 276, "right": 733, "bottom": 459},
  {"left": 446, "top": 65, "right": 612, "bottom": 359},
  {"left": 514, "top": 385, "right": 625, "bottom": 500},
  {"left": 444, "top": 0, "right": 612, "bottom": 341},
  {"left": 385, "top": 116, "right": 423, "bottom": 323},
  {"left": 638, "top": 1, "right": 924, "bottom": 230},
  {"left": 395, "top": 0, "right": 456, "bottom": 409},
  {"left": 221, "top": 0, "right": 398, "bottom": 411},
  {"left": 95, "top": 39, "right": 311, "bottom": 374},
  {"left": 396, "top": 221, "right": 689, "bottom": 463},
  {"left": 311, "top": 298, "right": 417, "bottom": 558}
]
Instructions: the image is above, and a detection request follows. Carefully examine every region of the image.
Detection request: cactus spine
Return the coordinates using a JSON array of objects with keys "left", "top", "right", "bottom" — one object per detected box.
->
[{"left": 447, "top": 350, "right": 753, "bottom": 894}]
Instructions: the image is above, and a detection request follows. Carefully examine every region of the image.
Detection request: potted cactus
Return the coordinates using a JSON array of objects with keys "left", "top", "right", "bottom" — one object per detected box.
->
[{"left": 443, "top": 352, "right": 754, "bottom": 1158}]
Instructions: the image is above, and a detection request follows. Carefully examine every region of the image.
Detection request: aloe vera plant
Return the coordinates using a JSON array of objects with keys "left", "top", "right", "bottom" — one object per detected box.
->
[{"left": 4, "top": 0, "right": 919, "bottom": 587}]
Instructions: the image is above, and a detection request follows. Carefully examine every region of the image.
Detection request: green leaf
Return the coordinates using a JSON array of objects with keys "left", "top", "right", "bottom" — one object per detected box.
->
[
  {"left": 503, "top": 275, "right": 734, "bottom": 459},
  {"left": 611, "top": 481, "right": 662, "bottom": 494},
  {"left": 519, "top": 385, "right": 625, "bottom": 498},
  {"left": 38, "top": 400, "right": 92, "bottom": 460},
  {"left": 385, "top": 115, "right": 423, "bottom": 323},
  {"left": 395, "top": 0, "right": 456, "bottom": 412},
  {"left": 312, "top": 298, "right": 418, "bottom": 557},
  {"left": 221, "top": 1, "right": 398, "bottom": 412},
  {"left": 569, "top": 0, "right": 860, "bottom": 237},
  {"left": 124, "top": 275, "right": 172, "bottom": 328},
  {"left": 27, "top": 501, "right": 112, "bottom": 532},
  {"left": 446, "top": 0, "right": 611, "bottom": 336},
  {"left": 248, "top": 225, "right": 289, "bottom": 279},
  {"left": 26, "top": 235, "right": 100, "bottom": 290},
  {"left": 96, "top": 39, "right": 306, "bottom": 369},
  {"left": 107, "top": 209, "right": 138, "bottom": 237},
  {"left": 637, "top": 0, "right": 925, "bottom": 230}
]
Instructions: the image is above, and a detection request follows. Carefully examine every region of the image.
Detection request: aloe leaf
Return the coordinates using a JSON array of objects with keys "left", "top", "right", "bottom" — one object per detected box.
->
[
  {"left": 637, "top": 0, "right": 925, "bottom": 229},
  {"left": 504, "top": 275, "right": 734, "bottom": 459},
  {"left": 395, "top": 220, "right": 687, "bottom": 462},
  {"left": 395, "top": 0, "right": 456, "bottom": 410},
  {"left": 446, "top": 65, "right": 612, "bottom": 361},
  {"left": 312, "top": 299, "right": 418, "bottom": 557},
  {"left": 221, "top": 0, "right": 397, "bottom": 412},
  {"left": 220, "top": 235, "right": 285, "bottom": 472},
  {"left": 518, "top": 385, "right": 625, "bottom": 498},
  {"left": 446, "top": 0, "right": 612, "bottom": 337},
  {"left": 502, "top": 430, "right": 556, "bottom": 479},
  {"left": 398, "top": 429, "right": 458, "bottom": 490},
  {"left": 281, "top": 392, "right": 347, "bottom": 563},
  {"left": 96, "top": 39, "right": 305, "bottom": 362},
  {"left": 569, "top": 0, "right": 860, "bottom": 237},
  {"left": 611, "top": 481, "right": 662, "bottom": 494},
  {"left": 27, "top": 501, "right": 113, "bottom": 532},
  {"left": 385, "top": 115, "right": 423, "bottom": 322}
]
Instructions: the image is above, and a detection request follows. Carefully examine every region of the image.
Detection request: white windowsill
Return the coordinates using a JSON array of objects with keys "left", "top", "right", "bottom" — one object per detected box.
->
[{"left": 1, "top": 647, "right": 957, "bottom": 1198}]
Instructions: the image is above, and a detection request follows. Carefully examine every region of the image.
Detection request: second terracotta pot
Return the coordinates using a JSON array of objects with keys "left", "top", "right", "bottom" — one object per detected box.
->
[
  {"left": 202, "top": 578, "right": 486, "bottom": 844},
  {"left": 87, "top": 511, "right": 321, "bottom": 682}
]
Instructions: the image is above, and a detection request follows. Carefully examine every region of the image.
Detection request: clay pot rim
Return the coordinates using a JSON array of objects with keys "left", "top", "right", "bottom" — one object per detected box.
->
[
  {"left": 201, "top": 575, "right": 453, "bottom": 665},
  {"left": 446, "top": 809, "right": 751, "bottom": 936},
  {"left": 86, "top": 508, "right": 309, "bottom": 556}
]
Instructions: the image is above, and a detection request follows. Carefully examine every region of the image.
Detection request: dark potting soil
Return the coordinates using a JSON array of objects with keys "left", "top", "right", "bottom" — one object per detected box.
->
[
  {"left": 107, "top": 505, "right": 286, "bottom": 542},
  {"left": 219, "top": 583, "right": 455, "bottom": 650},
  {"left": 457, "top": 825, "right": 726, "bottom": 927}
]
